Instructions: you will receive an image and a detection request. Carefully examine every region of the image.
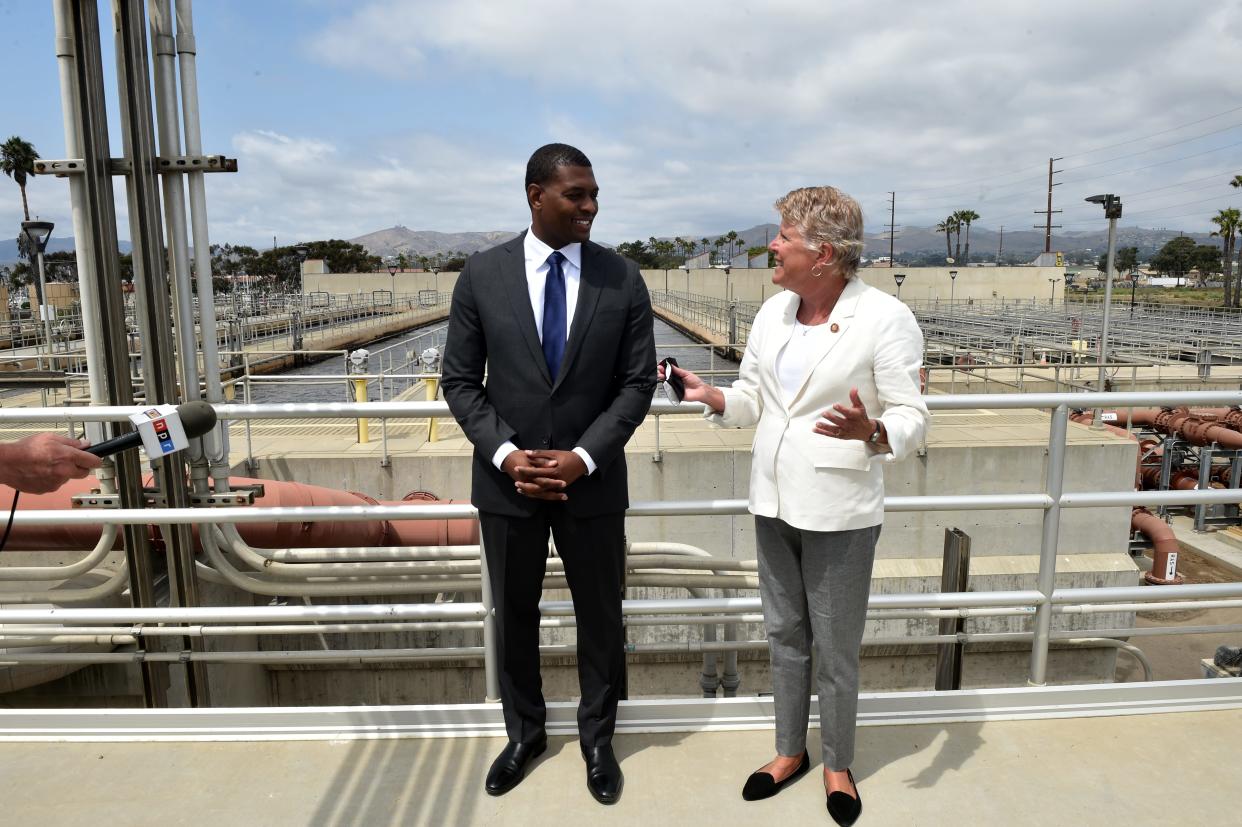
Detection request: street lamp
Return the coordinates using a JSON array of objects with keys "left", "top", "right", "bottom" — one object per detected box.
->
[
  {"left": 948, "top": 269, "right": 958, "bottom": 309},
  {"left": 20, "top": 219, "right": 56, "bottom": 368},
  {"left": 1084, "top": 193, "right": 1122, "bottom": 426},
  {"left": 1048, "top": 277, "right": 1060, "bottom": 305},
  {"left": 293, "top": 245, "right": 309, "bottom": 301},
  {"left": 1129, "top": 273, "right": 1139, "bottom": 316},
  {"left": 387, "top": 262, "right": 398, "bottom": 306},
  {"left": 894, "top": 272, "right": 906, "bottom": 301}
]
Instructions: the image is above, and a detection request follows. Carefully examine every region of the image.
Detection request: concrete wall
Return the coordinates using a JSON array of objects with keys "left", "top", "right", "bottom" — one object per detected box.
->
[
  {"left": 642, "top": 266, "right": 1069, "bottom": 306},
  {"left": 303, "top": 271, "right": 461, "bottom": 299}
]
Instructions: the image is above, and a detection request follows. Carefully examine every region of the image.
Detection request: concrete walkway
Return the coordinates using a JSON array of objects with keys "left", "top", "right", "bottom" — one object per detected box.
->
[{"left": 3, "top": 709, "right": 1237, "bottom": 826}]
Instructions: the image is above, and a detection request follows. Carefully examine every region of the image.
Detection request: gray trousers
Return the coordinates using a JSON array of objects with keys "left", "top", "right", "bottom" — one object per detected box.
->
[{"left": 755, "top": 515, "right": 879, "bottom": 770}]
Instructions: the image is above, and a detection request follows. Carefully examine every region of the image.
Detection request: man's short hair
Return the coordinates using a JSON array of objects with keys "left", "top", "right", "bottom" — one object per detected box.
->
[{"left": 525, "top": 143, "right": 592, "bottom": 188}]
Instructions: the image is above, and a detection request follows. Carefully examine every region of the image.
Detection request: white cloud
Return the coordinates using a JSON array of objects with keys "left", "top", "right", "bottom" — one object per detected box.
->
[
  {"left": 292, "top": 0, "right": 1242, "bottom": 241},
  {"left": 7, "top": 1, "right": 1239, "bottom": 253}
]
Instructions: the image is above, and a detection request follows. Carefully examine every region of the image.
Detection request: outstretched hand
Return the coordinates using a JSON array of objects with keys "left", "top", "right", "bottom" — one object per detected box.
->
[
  {"left": 814, "top": 387, "right": 879, "bottom": 443},
  {"left": 657, "top": 361, "right": 722, "bottom": 409}
]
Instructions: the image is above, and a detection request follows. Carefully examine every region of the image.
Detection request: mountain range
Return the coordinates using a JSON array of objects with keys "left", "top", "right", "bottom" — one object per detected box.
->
[
  {"left": 4, "top": 224, "right": 1220, "bottom": 268},
  {"left": 347, "top": 223, "right": 1222, "bottom": 263},
  {"left": 347, "top": 226, "right": 520, "bottom": 260}
]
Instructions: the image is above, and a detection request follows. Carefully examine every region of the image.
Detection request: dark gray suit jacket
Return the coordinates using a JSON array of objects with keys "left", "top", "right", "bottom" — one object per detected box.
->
[{"left": 441, "top": 233, "right": 657, "bottom": 518}]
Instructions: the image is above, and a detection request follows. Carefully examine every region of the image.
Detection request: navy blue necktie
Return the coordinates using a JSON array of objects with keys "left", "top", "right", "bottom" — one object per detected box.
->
[{"left": 542, "top": 250, "right": 567, "bottom": 380}]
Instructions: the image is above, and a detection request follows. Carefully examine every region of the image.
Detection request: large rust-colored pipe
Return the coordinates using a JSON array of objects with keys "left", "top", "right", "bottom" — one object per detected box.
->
[
  {"left": 1131, "top": 507, "right": 1184, "bottom": 585},
  {"left": 0, "top": 476, "right": 476, "bottom": 552},
  {"left": 1069, "top": 411, "right": 1137, "bottom": 441},
  {"left": 1095, "top": 408, "right": 1242, "bottom": 449}
]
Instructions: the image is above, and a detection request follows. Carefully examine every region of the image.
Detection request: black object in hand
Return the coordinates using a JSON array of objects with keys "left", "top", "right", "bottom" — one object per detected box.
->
[{"left": 660, "top": 357, "right": 685, "bottom": 404}]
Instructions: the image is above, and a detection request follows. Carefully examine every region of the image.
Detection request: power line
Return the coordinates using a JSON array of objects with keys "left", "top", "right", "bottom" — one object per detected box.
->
[
  {"left": 1059, "top": 142, "right": 1242, "bottom": 186},
  {"left": 1060, "top": 122, "right": 1242, "bottom": 172},
  {"left": 872, "top": 105, "right": 1242, "bottom": 206},
  {"left": 1061, "top": 103, "right": 1242, "bottom": 159},
  {"left": 1125, "top": 169, "right": 1240, "bottom": 198}
]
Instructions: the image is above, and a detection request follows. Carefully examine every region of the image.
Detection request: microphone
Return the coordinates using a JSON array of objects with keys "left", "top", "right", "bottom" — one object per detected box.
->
[{"left": 87, "top": 401, "right": 218, "bottom": 458}]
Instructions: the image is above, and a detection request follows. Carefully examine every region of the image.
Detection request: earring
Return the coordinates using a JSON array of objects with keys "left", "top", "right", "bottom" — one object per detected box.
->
[{"left": 811, "top": 264, "right": 824, "bottom": 278}]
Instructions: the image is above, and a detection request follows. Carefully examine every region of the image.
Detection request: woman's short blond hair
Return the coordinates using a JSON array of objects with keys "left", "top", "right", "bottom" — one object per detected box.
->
[{"left": 773, "top": 186, "right": 864, "bottom": 278}]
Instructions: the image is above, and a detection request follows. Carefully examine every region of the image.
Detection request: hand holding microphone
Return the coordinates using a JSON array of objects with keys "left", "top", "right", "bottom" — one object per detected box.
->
[{"left": 86, "top": 400, "right": 218, "bottom": 458}]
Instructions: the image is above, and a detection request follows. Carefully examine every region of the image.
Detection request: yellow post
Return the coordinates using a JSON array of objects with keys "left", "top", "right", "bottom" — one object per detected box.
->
[
  {"left": 354, "top": 377, "right": 369, "bottom": 443},
  {"left": 426, "top": 377, "right": 439, "bottom": 442}
]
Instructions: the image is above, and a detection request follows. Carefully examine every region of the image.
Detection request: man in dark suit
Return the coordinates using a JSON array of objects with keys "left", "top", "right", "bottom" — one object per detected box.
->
[{"left": 441, "top": 143, "right": 656, "bottom": 805}]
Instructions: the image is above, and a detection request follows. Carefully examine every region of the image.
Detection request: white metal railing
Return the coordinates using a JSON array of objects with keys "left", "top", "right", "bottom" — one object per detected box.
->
[{"left": 1, "top": 389, "right": 1241, "bottom": 704}]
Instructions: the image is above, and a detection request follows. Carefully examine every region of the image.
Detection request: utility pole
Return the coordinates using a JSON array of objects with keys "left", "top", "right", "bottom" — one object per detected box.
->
[
  {"left": 885, "top": 191, "right": 899, "bottom": 266},
  {"left": 998, "top": 225, "right": 1004, "bottom": 263},
  {"left": 1034, "top": 157, "right": 1063, "bottom": 253}
]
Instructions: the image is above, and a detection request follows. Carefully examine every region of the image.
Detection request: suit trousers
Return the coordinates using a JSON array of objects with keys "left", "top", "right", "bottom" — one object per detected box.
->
[
  {"left": 755, "top": 515, "right": 879, "bottom": 770},
  {"left": 480, "top": 506, "right": 626, "bottom": 748}
]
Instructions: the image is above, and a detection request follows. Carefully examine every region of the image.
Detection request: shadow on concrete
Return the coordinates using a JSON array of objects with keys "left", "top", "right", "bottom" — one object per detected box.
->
[{"left": 855, "top": 720, "right": 986, "bottom": 790}]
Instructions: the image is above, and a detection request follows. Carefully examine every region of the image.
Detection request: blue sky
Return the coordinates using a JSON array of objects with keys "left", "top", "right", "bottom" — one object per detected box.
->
[{"left": 2, "top": 0, "right": 1241, "bottom": 249}]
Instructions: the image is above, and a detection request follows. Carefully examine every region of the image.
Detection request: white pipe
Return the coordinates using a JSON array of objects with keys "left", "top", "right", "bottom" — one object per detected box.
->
[
  {"left": 0, "top": 561, "right": 129, "bottom": 604},
  {"left": 148, "top": 1, "right": 202, "bottom": 436},
  {"left": 174, "top": 0, "right": 230, "bottom": 484},
  {"left": 0, "top": 524, "right": 117, "bottom": 581},
  {"left": 0, "top": 634, "right": 134, "bottom": 646},
  {"left": 267, "top": 546, "right": 482, "bottom": 563},
  {"left": 51, "top": 0, "right": 108, "bottom": 412}
]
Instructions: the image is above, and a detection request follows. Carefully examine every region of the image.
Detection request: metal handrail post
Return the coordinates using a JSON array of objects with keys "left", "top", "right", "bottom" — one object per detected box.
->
[
  {"left": 1195, "top": 445, "right": 1212, "bottom": 532},
  {"left": 242, "top": 353, "right": 256, "bottom": 473},
  {"left": 1028, "top": 403, "right": 1069, "bottom": 685},
  {"left": 478, "top": 524, "right": 501, "bottom": 702}
]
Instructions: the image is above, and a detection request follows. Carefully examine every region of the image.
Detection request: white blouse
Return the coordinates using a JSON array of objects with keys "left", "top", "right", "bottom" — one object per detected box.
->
[{"left": 775, "top": 320, "right": 832, "bottom": 403}]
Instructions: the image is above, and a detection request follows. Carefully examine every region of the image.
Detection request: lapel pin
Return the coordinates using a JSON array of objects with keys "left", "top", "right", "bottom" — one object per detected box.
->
[{"left": 830, "top": 323, "right": 839, "bottom": 333}]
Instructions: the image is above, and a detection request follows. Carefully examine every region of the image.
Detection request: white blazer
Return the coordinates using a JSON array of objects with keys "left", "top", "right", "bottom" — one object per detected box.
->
[{"left": 706, "top": 276, "right": 929, "bottom": 532}]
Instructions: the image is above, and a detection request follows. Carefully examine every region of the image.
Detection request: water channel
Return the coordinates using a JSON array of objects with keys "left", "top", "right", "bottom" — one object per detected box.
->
[{"left": 245, "top": 317, "right": 740, "bottom": 404}]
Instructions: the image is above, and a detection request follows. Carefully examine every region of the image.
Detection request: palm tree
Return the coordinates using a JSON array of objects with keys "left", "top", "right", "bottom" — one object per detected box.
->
[
  {"left": 959, "top": 209, "right": 981, "bottom": 267},
  {"left": 936, "top": 218, "right": 954, "bottom": 260},
  {"left": 1211, "top": 209, "right": 1239, "bottom": 307},
  {"left": 1232, "top": 177, "right": 1242, "bottom": 299},
  {"left": 726, "top": 230, "right": 740, "bottom": 259},
  {"left": 950, "top": 211, "right": 966, "bottom": 263},
  {"left": 1, "top": 136, "right": 40, "bottom": 221}
]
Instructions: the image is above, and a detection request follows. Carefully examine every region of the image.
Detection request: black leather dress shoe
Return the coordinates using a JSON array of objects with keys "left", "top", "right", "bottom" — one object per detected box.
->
[
  {"left": 581, "top": 744, "right": 624, "bottom": 805},
  {"left": 826, "top": 767, "right": 862, "bottom": 827},
  {"left": 484, "top": 735, "right": 547, "bottom": 796},
  {"left": 741, "top": 750, "right": 810, "bottom": 801}
]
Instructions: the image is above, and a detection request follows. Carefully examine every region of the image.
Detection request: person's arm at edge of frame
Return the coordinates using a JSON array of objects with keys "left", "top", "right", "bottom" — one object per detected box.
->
[{"left": 0, "top": 433, "right": 102, "bottom": 494}]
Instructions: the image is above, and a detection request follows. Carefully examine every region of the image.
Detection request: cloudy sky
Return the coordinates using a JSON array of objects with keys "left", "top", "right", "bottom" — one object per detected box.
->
[{"left": 2, "top": 0, "right": 1240, "bottom": 249}]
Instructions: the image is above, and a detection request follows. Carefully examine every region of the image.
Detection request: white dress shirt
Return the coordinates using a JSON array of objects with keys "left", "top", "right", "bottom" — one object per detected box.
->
[{"left": 491, "top": 227, "right": 597, "bottom": 475}]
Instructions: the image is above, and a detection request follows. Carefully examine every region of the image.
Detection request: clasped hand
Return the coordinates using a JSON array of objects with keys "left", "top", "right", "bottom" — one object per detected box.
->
[{"left": 503, "top": 449, "right": 587, "bottom": 501}]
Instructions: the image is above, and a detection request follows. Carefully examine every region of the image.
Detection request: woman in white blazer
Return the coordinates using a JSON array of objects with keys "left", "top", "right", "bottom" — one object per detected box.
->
[{"left": 661, "top": 186, "right": 928, "bottom": 826}]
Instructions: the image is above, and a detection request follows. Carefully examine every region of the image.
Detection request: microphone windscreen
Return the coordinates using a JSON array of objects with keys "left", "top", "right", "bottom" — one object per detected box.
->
[{"left": 177, "top": 401, "right": 218, "bottom": 438}]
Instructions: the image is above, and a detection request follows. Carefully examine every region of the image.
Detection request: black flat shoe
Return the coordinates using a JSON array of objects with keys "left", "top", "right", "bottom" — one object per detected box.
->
[
  {"left": 826, "top": 767, "right": 862, "bottom": 826},
  {"left": 582, "top": 744, "right": 624, "bottom": 805},
  {"left": 484, "top": 735, "right": 547, "bottom": 796},
  {"left": 741, "top": 750, "right": 810, "bottom": 801}
]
